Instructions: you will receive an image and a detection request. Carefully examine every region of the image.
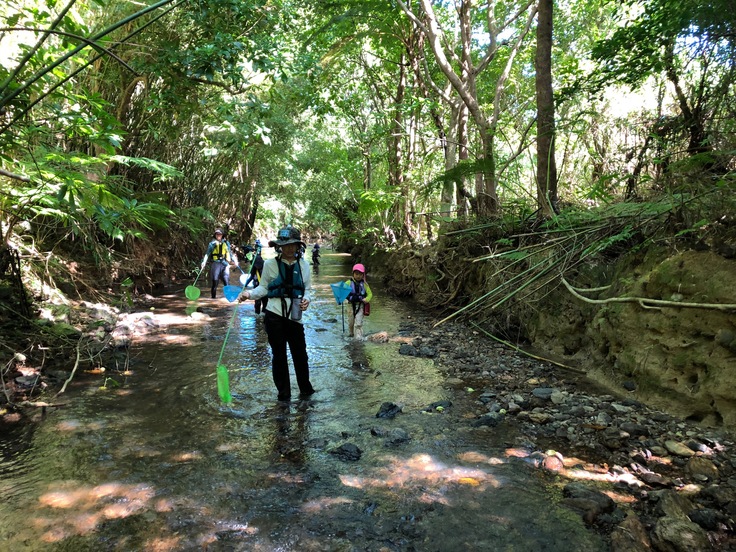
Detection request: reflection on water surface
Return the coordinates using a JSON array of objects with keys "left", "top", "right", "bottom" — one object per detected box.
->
[{"left": 0, "top": 251, "right": 605, "bottom": 551}]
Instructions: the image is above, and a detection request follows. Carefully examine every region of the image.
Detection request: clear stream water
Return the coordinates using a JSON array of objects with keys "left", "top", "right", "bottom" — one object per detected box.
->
[{"left": 0, "top": 251, "right": 606, "bottom": 551}]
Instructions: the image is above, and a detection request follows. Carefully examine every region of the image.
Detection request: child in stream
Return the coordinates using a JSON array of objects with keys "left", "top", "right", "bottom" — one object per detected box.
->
[{"left": 345, "top": 263, "right": 372, "bottom": 341}]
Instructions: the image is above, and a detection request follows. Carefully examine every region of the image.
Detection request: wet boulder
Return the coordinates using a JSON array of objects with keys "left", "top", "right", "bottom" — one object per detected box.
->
[
  {"left": 561, "top": 482, "right": 616, "bottom": 524},
  {"left": 622, "top": 380, "right": 638, "bottom": 391},
  {"left": 685, "top": 457, "right": 719, "bottom": 482},
  {"left": 471, "top": 411, "right": 503, "bottom": 427},
  {"left": 619, "top": 422, "right": 650, "bottom": 437},
  {"left": 610, "top": 513, "right": 651, "bottom": 552},
  {"left": 398, "top": 344, "right": 417, "bottom": 356},
  {"left": 531, "top": 387, "right": 557, "bottom": 400},
  {"left": 700, "top": 484, "right": 736, "bottom": 507},
  {"left": 651, "top": 489, "right": 694, "bottom": 519},
  {"left": 376, "top": 402, "right": 402, "bottom": 419},
  {"left": 651, "top": 516, "right": 711, "bottom": 552},
  {"left": 329, "top": 443, "right": 362, "bottom": 461},
  {"left": 664, "top": 440, "right": 696, "bottom": 457},
  {"left": 638, "top": 471, "right": 672, "bottom": 488},
  {"left": 688, "top": 508, "right": 728, "bottom": 531}
]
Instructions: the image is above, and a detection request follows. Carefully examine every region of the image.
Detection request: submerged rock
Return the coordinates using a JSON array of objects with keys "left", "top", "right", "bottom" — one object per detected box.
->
[
  {"left": 383, "top": 428, "right": 411, "bottom": 446},
  {"left": 423, "top": 400, "right": 452, "bottom": 412},
  {"left": 329, "top": 443, "right": 362, "bottom": 461},
  {"left": 376, "top": 402, "right": 402, "bottom": 419}
]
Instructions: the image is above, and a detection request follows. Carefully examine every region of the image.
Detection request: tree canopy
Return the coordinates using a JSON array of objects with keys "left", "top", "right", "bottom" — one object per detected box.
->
[{"left": 0, "top": 0, "right": 733, "bottom": 267}]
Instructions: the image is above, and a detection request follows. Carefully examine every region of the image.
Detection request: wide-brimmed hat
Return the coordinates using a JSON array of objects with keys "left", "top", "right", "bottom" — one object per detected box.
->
[{"left": 268, "top": 227, "right": 306, "bottom": 248}]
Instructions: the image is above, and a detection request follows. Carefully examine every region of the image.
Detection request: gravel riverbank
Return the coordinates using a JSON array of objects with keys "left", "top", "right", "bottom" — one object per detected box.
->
[{"left": 378, "top": 313, "right": 736, "bottom": 551}]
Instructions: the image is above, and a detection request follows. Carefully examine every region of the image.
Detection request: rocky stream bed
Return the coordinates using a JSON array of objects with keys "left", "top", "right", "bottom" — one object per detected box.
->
[
  {"left": 385, "top": 313, "right": 736, "bottom": 552},
  {"left": 3, "top": 289, "right": 736, "bottom": 550}
]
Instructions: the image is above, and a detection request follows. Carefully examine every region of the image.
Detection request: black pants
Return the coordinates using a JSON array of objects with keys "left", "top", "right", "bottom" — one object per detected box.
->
[
  {"left": 210, "top": 262, "right": 229, "bottom": 298},
  {"left": 264, "top": 311, "right": 314, "bottom": 399},
  {"left": 254, "top": 297, "right": 268, "bottom": 314}
]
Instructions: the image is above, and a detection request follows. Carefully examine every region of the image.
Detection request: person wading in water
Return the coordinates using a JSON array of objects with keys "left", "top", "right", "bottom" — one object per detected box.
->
[
  {"left": 239, "top": 226, "right": 316, "bottom": 401},
  {"left": 201, "top": 228, "right": 236, "bottom": 299}
]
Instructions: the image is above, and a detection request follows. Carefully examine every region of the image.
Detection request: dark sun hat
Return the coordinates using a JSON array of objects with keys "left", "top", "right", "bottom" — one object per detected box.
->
[{"left": 268, "top": 227, "right": 306, "bottom": 248}]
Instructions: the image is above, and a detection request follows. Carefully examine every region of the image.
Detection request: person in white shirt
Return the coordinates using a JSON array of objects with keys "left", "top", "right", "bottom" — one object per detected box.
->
[{"left": 239, "top": 227, "right": 315, "bottom": 401}]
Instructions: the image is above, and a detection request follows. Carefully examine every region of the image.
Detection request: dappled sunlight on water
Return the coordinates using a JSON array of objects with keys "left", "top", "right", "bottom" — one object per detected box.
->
[
  {"left": 457, "top": 450, "right": 507, "bottom": 465},
  {"left": 300, "top": 496, "right": 354, "bottom": 513},
  {"left": 34, "top": 481, "right": 159, "bottom": 542},
  {"left": 340, "top": 452, "right": 503, "bottom": 492},
  {"left": 0, "top": 252, "right": 608, "bottom": 551}
]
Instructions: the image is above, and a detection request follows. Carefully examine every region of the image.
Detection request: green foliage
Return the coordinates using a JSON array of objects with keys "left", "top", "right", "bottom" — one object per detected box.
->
[
  {"left": 1, "top": 147, "right": 178, "bottom": 251},
  {"left": 119, "top": 276, "right": 134, "bottom": 309},
  {"left": 358, "top": 187, "right": 400, "bottom": 217},
  {"left": 591, "top": 0, "right": 736, "bottom": 89},
  {"left": 1, "top": 0, "right": 733, "bottom": 273},
  {"left": 580, "top": 224, "right": 634, "bottom": 258},
  {"left": 108, "top": 155, "right": 182, "bottom": 183}
]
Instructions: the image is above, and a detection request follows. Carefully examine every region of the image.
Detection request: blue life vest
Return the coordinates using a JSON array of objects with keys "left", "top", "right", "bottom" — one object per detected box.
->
[
  {"left": 267, "top": 258, "right": 305, "bottom": 299},
  {"left": 349, "top": 279, "right": 368, "bottom": 302}
]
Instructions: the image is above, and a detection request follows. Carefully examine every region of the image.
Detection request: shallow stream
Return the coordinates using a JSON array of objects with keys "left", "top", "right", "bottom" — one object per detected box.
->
[{"left": 0, "top": 251, "right": 606, "bottom": 551}]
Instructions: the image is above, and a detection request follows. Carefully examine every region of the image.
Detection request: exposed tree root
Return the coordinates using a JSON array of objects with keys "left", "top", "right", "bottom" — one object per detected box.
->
[{"left": 561, "top": 275, "right": 736, "bottom": 312}]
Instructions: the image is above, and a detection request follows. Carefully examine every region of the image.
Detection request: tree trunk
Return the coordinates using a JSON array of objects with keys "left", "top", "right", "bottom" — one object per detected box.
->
[
  {"left": 456, "top": 102, "right": 470, "bottom": 218},
  {"left": 388, "top": 52, "right": 411, "bottom": 241},
  {"left": 477, "top": 128, "right": 498, "bottom": 217},
  {"left": 535, "top": 0, "right": 557, "bottom": 218}
]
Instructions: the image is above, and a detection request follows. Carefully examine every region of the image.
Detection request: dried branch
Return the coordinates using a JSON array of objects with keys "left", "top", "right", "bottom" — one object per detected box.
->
[{"left": 56, "top": 338, "right": 82, "bottom": 395}]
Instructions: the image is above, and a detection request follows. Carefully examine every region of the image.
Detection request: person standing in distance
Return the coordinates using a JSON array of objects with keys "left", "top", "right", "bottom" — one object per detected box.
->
[
  {"left": 201, "top": 228, "right": 236, "bottom": 299},
  {"left": 247, "top": 249, "right": 268, "bottom": 315},
  {"left": 239, "top": 227, "right": 315, "bottom": 401}
]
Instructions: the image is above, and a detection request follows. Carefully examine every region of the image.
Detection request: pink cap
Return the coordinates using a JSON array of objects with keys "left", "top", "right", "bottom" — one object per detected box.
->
[{"left": 352, "top": 263, "right": 365, "bottom": 273}]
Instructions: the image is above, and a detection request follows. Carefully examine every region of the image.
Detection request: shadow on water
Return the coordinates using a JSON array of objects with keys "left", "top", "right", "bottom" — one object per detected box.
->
[{"left": 0, "top": 248, "right": 606, "bottom": 551}]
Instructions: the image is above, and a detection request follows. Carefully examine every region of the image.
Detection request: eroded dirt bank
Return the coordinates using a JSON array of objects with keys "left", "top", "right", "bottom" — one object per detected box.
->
[
  {"left": 368, "top": 244, "right": 736, "bottom": 428},
  {"left": 361, "top": 238, "right": 736, "bottom": 550}
]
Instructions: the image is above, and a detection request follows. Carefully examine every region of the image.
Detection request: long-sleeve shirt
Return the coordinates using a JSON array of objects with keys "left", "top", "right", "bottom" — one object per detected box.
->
[
  {"left": 247, "top": 256, "right": 311, "bottom": 322},
  {"left": 203, "top": 239, "right": 234, "bottom": 265}
]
